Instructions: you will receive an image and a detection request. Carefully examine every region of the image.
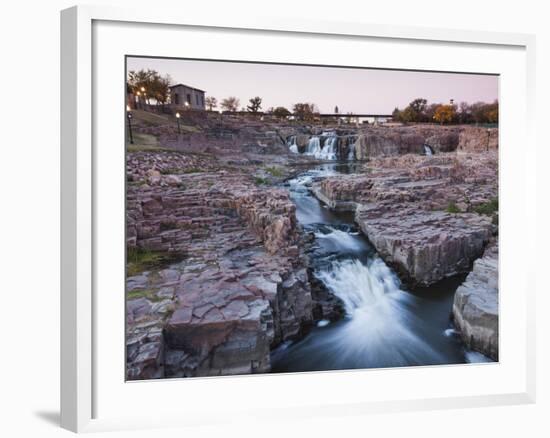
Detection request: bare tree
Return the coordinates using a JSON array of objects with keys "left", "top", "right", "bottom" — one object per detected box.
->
[
  {"left": 205, "top": 96, "right": 218, "bottom": 111},
  {"left": 220, "top": 96, "right": 240, "bottom": 112}
]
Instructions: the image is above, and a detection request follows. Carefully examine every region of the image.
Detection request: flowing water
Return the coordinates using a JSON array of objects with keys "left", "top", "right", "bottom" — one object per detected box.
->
[{"left": 271, "top": 163, "right": 492, "bottom": 373}]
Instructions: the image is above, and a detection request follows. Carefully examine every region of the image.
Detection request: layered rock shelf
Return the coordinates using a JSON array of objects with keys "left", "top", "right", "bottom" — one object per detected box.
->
[
  {"left": 452, "top": 242, "right": 499, "bottom": 360},
  {"left": 355, "top": 204, "right": 492, "bottom": 286},
  {"left": 310, "top": 151, "right": 498, "bottom": 286},
  {"left": 126, "top": 154, "right": 314, "bottom": 379}
]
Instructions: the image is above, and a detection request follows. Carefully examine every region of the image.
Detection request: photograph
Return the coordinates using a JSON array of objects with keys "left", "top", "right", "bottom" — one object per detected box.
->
[{"left": 125, "top": 57, "right": 499, "bottom": 380}]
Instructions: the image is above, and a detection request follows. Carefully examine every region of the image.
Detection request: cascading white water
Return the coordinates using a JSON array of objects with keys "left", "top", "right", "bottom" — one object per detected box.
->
[
  {"left": 347, "top": 139, "right": 356, "bottom": 160},
  {"left": 312, "top": 256, "right": 445, "bottom": 366},
  {"left": 424, "top": 144, "right": 434, "bottom": 156},
  {"left": 317, "top": 135, "right": 338, "bottom": 160},
  {"left": 305, "top": 136, "right": 322, "bottom": 156},
  {"left": 316, "top": 258, "right": 401, "bottom": 316},
  {"left": 287, "top": 135, "right": 299, "bottom": 153}
]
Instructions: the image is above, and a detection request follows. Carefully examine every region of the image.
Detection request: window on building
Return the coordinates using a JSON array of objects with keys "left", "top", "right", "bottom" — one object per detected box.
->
[
  {"left": 187, "top": 94, "right": 191, "bottom": 104},
  {"left": 196, "top": 94, "right": 199, "bottom": 105},
  {"left": 174, "top": 93, "right": 179, "bottom": 105}
]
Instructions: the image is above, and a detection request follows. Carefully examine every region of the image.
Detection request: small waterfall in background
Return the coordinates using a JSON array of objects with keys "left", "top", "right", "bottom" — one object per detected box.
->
[
  {"left": 317, "top": 134, "right": 338, "bottom": 160},
  {"left": 305, "top": 136, "right": 322, "bottom": 156},
  {"left": 287, "top": 133, "right": 357, "bottom": 161},
  {"left": 347, "top": 138, "right": 356, "bottom": 161},
  {"left": 423, "top": 144, "right": 434, "bottom": 156},
  {"left": 287, "top": 135, "right": 299, "bottom": 153}
]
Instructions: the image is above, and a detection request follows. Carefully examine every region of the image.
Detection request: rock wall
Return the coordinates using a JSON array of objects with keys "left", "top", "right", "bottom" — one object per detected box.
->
[
  {"left": 458, "top": 127, "right": 498, "bottom": 153},
  {"left": 126, "top": 153, "right": 314, "bottom": 379},
  {"left": 353, "top": 125, "right": 498, "bottom": 159},
  {"left": 354, "top": 126, "right": 460, "bottom": 159},
  {"left": 452, "top": 242, "right": 499, "bottom": 360}
]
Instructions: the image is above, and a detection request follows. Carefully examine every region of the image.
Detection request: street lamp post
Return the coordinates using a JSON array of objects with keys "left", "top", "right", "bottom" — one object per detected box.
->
[
  {"left": 175, "top": 112, "right": 181, "bottom": 134},
  {"left": 126, "top": 105, "right": 134, "bottom": 144},
  {"left": 219, "top": 110, "right": 223, "bottom": 128}
]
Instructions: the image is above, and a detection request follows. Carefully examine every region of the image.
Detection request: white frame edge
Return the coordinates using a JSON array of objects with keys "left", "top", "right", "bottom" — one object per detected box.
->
[{"left": 60, "top": 4, "right": 537, "bottom": 433}]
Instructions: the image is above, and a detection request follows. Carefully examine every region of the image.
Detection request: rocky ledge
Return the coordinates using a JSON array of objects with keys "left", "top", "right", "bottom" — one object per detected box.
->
[
  {"left": 355, "top": 203, "right": 492, "bottom": 286},
  {"left": 452, "top": 242, "right": 499, "bottom": 360},
  {"left": 126, "top": 152, "right": 316, "bottom": 379},
  {"left": 311, "top": 152, "right": 498, "bottom": 286}
]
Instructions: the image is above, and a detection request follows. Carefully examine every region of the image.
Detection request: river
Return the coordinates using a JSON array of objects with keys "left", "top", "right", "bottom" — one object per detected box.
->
[{"left": 271, "top": 163, "right": 492, "bottom": 373}]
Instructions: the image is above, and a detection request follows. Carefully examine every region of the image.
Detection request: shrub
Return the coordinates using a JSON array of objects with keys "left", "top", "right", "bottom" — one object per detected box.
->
[
  {"left": 473, "top": 198, "right": 498, "bottom": 215},
  {"left": 254, "top": 177, "right": 268, "bottom": 185},
  {"left": 445, "top": 201, "right": 461, "bottom": 213},
  {"left": 264, "top": 166, "right": 284, "bottom": 177}
]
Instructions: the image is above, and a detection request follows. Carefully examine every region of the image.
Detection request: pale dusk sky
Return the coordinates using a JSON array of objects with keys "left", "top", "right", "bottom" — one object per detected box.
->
[{"left": 127, "top": 57, "right": 498, "bottom": 114}]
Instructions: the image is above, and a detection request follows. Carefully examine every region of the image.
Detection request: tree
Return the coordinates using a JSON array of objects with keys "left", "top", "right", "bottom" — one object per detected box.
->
[
  {"left": 205, "top": 96, "right": 218, "bottom": 111},
  {"left": 409, "top": 98, "right": 428, "bottom": 120},
  {"left": 391, "top": 107, "right": 402, "bottom": 122},
  {"left": 127, "top": 69, "right": 172, "bottom": 108},
  {"left": 458, "top": 101, "right": 472, "bottom": 124},
  {"left": 433, "top": 105, "right": 456, "bottom": 124},
  {"left": 220, "top": 96, "right": 240, "bottom": 112},
  {"left": 247, "top": 96, "right": 263, "bottom": 113},
  {"left": 149, "top": 74, "right": 171, "bottom": 107},
  {"left": 272, "top": 106, "right": 291, "bottom": 118},
  {"left": 292, "top": 102, "right": 318, "bottom": 121}
]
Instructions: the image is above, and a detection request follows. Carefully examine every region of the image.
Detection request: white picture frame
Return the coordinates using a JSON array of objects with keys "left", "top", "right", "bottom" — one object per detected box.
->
[{"left": 60, "top": 4, "right": 537, "bottom": 433}]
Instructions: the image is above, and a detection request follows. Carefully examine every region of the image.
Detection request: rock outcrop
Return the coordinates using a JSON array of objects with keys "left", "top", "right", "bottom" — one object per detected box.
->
[
  {"left": 310, "top": 150, "right": 498, "bottom": 286},
  {"left": 355, "top": 204, "right": 492, "bottom": 286},
  {"left": 354, "top": 126, "right": 460, "bottom": 159},
  {"left": 126, "top": 153, "right": 314, "bottom": 379},
  {"left": 452, "top": 242, "right": 499, "bottom": 360},
  {"left": 352, "top": 125, "right": 498, "bottom": 159},
  {"left": 458, "top": 127, "right": 498, "bottom": 153}
]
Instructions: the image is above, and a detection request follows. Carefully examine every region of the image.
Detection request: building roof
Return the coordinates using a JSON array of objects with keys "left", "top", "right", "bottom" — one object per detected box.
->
[{"left": 169, "top": 83, "right": 206, "bottom": 93}]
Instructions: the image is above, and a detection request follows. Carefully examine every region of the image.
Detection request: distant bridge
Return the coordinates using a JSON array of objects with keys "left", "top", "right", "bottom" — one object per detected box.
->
[{"left": 318, "top": 114, "right": 393, "bottom": 118}]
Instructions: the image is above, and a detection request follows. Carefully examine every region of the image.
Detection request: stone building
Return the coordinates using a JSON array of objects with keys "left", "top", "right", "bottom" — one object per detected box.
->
[{"left": 169, "top": 83, "right": 206, "bottom": 110}]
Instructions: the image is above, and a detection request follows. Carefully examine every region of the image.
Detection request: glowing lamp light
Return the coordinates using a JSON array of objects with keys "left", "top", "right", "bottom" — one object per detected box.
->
[
  {"left": 126, "top": 105, "right": 131, "bottom": 112},
  {"left": 176, "top": 112, "right": 180, "bottom": 118}
]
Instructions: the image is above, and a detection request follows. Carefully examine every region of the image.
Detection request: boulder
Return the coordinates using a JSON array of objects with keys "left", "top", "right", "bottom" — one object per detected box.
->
[{"left": 453, "top": 242, "right": 499, "bottom": 360}]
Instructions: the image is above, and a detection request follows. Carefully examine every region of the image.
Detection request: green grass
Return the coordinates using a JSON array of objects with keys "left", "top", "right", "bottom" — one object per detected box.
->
[
  {"left": 254, "top": 177, "right": 268, "bottom": 185},
  {"left": 473, "top": 198, "right": 499, "bottom": 216},
  {"left": 126, "top": 247, "right": 182, "bottom": 277},
  {"left": 445, "top": 201, "right": 461, "bottom": 214},
  {"left": 182, "top": 167, "right": 202, "bottom": 174},
  {"left": 126, "top": 288, "right": 166, "bottom": 303},
  {"left": 264, "top": 166, "right": 285, "bottom": 178},
  {"left": 126, "top": 133, "right": 174, "bottom": 153}
]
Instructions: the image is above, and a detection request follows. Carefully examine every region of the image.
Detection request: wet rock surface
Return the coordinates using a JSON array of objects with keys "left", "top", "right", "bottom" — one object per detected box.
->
[{"left": 452, "top": 242, "right": 499, "bottom": 360}]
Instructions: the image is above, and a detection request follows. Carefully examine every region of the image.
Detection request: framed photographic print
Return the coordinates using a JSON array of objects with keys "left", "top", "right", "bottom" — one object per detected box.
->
[{"left": 61, "top": 5, "right": 536, "bottom": 433}]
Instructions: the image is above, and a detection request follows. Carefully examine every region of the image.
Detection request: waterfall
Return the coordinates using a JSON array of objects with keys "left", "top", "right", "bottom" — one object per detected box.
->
[
  {"left": 317, "top": 135, "right": 338, "bottom": 160},
  {"left": 290, "top": 134, "right": 357, "bottom": 161},
  {"left": 305, "top": 136, "right": 322, "bottom": 156},
  {"left": 316, "top": 258, "right": 401, "bottom": 316},
  {"left": 312, "top": 256, "right": 444, "bottom": 366},
  {"left": 347, "top": 139, "right": 356, "bottom": 161},
  {"left": 287, "top": 135, "right": 299, "bottom": 153},
  {"left": 423, "top": 144, "right": 434, "bottom": 156}
]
